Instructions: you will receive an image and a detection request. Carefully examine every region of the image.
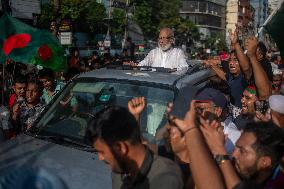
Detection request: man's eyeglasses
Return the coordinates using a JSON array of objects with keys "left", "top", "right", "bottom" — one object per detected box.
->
[{"left": 158, "top": 36, "right": 173, "bottom": 41}]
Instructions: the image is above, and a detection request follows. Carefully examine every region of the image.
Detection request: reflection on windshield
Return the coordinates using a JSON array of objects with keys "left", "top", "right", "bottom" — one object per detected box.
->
[{"left": 36, "top": 81, "right": 174, "bottom": 144}]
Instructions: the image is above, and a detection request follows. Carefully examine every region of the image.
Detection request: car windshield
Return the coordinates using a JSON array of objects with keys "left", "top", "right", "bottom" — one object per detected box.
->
[{"left": 36, "top": 80, "right": 174, "bottom": 144}]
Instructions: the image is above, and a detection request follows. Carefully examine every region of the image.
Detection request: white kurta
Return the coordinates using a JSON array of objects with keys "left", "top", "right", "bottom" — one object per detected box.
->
[{"left": 138, "top": 47, "right": 188, "bottom": 71}]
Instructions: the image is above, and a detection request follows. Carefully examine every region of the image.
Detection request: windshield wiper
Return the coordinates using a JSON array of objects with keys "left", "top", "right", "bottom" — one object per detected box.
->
[{"left": 33, "top": 134, "right": 96, "bottom": 152}]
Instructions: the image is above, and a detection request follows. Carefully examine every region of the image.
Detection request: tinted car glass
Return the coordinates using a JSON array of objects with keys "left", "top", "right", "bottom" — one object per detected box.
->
[{"left": 36, "top": 80, "right": 174, "bottom": 144}]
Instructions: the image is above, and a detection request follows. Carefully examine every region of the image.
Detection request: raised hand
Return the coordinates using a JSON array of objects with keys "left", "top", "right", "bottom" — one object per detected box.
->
[
  {"left": 128, "top": 97, "right": 146, "bottom": 120},
  {"left": 229, "top": 29, "right": 238, "bottom": 45},
  {"left": 199, "top": 116, "right": 226, "bottom": 155},
  {"left": 255, "top": 111, "right": 270, "bottom": 122},
  {"left": 169, "top": 100, "right": 197, "bottom": 134},
  {"left": 245, "top": 36, "right": 258, "bottom": 58}
]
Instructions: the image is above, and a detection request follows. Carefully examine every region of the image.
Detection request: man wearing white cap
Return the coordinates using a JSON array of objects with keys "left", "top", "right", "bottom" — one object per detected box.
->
[
  {"left": 269, "top": 95, "right": 284, "bottom": 128},
  {"left": 272, "top": 68, "right": 283, "bottom": 95}
]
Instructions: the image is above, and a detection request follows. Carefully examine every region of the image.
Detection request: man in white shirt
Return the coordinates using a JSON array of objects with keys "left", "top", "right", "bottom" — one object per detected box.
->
[{"left": 138, "top": 28, "right": 188, "bottom": 71}]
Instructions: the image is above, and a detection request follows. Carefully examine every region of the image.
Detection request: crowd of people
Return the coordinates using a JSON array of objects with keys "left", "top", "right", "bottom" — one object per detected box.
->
[
  {"left": 0, "top": 26, "right": 284, "bottom": 189},
  {"left": 85, "top": 28, "right": 284, "bottom": 189}
]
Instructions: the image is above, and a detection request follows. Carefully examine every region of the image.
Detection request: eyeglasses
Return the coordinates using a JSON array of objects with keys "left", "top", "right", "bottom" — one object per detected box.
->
[{"left": 158, "top": 36, "right": 173, "bottom": 41}]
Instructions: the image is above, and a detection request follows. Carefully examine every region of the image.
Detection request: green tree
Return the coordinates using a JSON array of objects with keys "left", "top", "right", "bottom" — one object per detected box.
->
[
  {"left": 38, "top": 0, "right": 107, "bottom": 33},
  {"left": 38, "top": 3, "right": 55, "bottom": 29},
  {"left": 204, "top": 32, "right": 228, "bottom": 53},
  {"left": 79, "top": 1, "right": 107, "bottom": 33},
  {"left": 133, "top": 0, "right": 183, "bottom": 40},
  {"left": 133, "top": 1, "right": 155, "bottom": 39},
  {"left": 159, "top": 17, "right": 200, "bottom": 45},
  {"left": 111, "top": 8, "right": 126, "bottom": 35}
]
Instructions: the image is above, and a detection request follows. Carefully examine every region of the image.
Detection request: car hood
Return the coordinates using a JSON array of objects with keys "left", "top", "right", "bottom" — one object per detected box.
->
[{"left": 0, "top": 134, "right": 112, "bottom": 189}]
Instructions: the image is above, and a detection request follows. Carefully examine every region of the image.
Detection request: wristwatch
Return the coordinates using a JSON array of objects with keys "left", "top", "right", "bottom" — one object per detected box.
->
[{"left": 214, "top": 154, "right": 231, "bottom": 165}]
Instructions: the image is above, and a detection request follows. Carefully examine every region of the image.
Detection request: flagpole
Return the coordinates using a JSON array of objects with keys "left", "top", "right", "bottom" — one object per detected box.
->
[
  {"left": 244, "top": 0, "right": 284, "bottom": 54},
  {"left": 2, "top": 60, "right": 4, "bottom": 105},
  {"left": 257, "top": 0, "right": 284, "bottom": 37}
]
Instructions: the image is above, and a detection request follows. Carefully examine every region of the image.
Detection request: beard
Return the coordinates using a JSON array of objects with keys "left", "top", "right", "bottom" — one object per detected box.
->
[
  {"left": 159, "top": 43, "right": 172, "bottom": 51},
  {"left": 110, "top": 148, "right": 129, "bottom": 174},
  {"left": 233, "top": 158, "right": 259, "bottom": 180}
]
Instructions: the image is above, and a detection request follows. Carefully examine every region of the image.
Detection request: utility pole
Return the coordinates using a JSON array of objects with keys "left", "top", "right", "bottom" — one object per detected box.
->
[
  {"left": 122, "top": 0, "right": 130, "bottom": 49},
  {"left": 104, "top": 0, "right": 112, "bottom": 48}
]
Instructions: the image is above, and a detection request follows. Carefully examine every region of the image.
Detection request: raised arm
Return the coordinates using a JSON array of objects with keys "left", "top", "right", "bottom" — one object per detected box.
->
[
  {"left": 204, "top": 58, "right": 226, "bottom": 81},
  {"left": 199, "top": 118, "right": 241, "bottom": 189},
  {"left": 230, "top": 30, "right": 252, "bottom": 80},
  {"left": 245, "top": 37, "right": 272, "bottom": 100},
  {"left": 171, "top": 101, "right": 225, "bottom": 189},
  {"left": 128, "top": 97, "right": 146, "bottom": 122}
]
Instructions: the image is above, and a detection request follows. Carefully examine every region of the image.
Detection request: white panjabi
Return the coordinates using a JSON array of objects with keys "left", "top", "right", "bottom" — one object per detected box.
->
[{"left": 138, "top": 47, "right": 188, "bottom": 71}]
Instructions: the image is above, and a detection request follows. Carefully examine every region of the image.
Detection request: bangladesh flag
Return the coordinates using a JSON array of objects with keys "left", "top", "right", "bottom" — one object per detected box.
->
[
  {"left": 264, "top": 0, "right": 284, "bottom": 60},
  {"left": 0, "top": 13, "right": 67, "bottom": 71}
]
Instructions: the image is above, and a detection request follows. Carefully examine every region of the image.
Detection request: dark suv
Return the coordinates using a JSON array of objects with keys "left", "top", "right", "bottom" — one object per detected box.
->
[{"left": 0, "top": 65, "right": 214, "bottom": 189}]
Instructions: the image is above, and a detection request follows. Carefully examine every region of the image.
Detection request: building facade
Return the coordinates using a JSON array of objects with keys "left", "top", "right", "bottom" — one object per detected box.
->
[
  {"left": 226, "top": 0, "right": 254, "bottom": 46},
  {"left": 180, "top": 0, "right": 227, "bottom": 39},
  {"left": 251, "top": 0, "right": 268, "bottom": 32}
]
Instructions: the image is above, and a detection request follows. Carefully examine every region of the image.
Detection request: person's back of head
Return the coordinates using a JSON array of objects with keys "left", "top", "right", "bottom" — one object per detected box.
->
[
  {"left": 27, "top": 79, "right": 44, "bottom": 94},
  {"left": 86, "top": 106, "right": 141, "bottom": 146},
  {"left": 38, "top": 68, "right": 55, "bottom": 80},
  {"left": 13, "top": 75, "right": 27, "bottom": 86}
]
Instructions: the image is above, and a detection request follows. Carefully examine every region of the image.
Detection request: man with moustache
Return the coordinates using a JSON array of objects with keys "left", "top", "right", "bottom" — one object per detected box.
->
[
  {"left": 138, "top": 28, "right": 188, "bottom": 71},
  {"left": 200, "top": 121, "right": 284, "bottom": 189},
  {"left": 86, "top": 106, "right": 183, "bottom": 189}
]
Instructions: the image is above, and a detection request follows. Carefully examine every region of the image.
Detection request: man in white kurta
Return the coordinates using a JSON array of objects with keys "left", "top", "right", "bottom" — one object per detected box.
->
[{"left": 138, "top": 28, "right": 188, "bottom": 71}]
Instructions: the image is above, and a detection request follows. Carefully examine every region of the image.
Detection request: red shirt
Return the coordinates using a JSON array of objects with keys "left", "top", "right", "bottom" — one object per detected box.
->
[{"left": 8, "top": 93, "right": 17, "bottom": 110}]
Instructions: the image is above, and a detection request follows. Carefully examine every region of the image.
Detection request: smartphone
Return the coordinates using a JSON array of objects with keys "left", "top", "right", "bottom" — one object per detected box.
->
[
  {"left": 255, "top": 100, "right": 269, "bottom": 114},
  {"left": 203, "top": 111, "right": 218, "bottom": 124}
]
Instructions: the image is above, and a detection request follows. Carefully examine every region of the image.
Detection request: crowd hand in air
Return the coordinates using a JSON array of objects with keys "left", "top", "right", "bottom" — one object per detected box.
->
[
  {"left": 199, "top": 116, "right": 227, "bottom": 155},
  {"left": 255, "top": 110, "right": 270, "bottom": 122},
  {"left": 123, "top": 61, "right": 137, "bottom": 66},
  {"left": 203, "top": 56, "right": 221, "bottom": 68},
  {"left": 128, "top": 97, "right": 146, "bottom": 121},
  {"left": 245, "top": 36, "right": 258, "bottom": 58}
]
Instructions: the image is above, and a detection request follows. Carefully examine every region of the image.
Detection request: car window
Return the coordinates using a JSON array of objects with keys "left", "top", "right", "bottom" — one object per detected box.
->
[{"left": 36, "top": 81, "right": 174, "bottom": 144}]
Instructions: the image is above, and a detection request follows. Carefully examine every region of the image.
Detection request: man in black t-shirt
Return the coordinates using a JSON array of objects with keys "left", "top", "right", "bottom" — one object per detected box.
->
[{"left": 86, "top": 106, "right": 183, "bottom": 189}]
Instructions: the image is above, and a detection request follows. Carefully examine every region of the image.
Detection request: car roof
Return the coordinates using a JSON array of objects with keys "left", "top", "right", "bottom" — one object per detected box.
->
[
  {"left": 76, "top": 65, "right": 214, "bottom": 88},
  {"left": 77, "top": 68, "right": 183, "bottom": 86}
]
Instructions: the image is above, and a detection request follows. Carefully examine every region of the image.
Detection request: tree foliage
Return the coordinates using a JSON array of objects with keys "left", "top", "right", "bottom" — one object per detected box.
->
[
  {"left": 111, "top": 8, "right": 126, "bottom": 35},
  {"left": 38, "top": 0, "right": 107, "bottom": 33},
  {"left": 133, "top": 0, "right": 199, "bottom": 41},
  {"left": 204, "top": 32, "right": 228, "bottom": 52}
]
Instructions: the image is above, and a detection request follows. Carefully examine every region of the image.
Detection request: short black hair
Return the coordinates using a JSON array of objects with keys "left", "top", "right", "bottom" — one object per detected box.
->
[
  {"left": 244, "top": 121, "right": 284, "bottom": 167},
  {"left": 257, "top": 42, "right": 267, "bottom": 56},
  {"left": 38, "top": 68, "right": 55, "bottom": 80},
  {"left": 27, "top": 79, "right": 44, "bottom": 94},
  {"left": 13, "top": 75, "right": 27, "bottom": 85},
  {"left": 86, "top": 106, "right": 142, "bottom": 146}
]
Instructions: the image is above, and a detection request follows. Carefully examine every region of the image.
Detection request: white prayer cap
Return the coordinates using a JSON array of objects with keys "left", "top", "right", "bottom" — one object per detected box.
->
[
  {"left": 269, "top": 95, "right": 284, "bottom": 114},
  {"left": 272, "top": 68, "right": 282, "bottom": 75}
]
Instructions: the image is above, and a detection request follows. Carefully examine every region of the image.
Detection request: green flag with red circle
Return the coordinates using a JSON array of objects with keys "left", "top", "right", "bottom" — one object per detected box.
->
[{"left": 0, "top": 13, "right": 67, "bottom": 71}]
